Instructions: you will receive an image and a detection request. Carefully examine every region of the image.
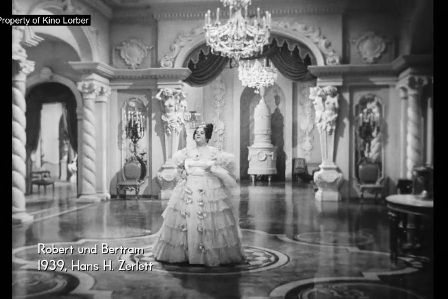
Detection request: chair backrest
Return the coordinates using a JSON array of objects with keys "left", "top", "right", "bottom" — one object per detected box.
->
[
  {"left": 358, "top": 162, "right": 380, "bottom": 184},
  {"left": 293, "top": 158, "right": 308, "bottom": 174},
  {"left": 121, "top": 155, "right": 146, "bottom": 182}
]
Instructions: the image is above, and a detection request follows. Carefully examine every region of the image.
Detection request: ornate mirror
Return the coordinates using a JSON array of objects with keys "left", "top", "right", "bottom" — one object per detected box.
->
[
  {"left": 354, "top": 94, "right": 385, "bottom": 183},
  {"left": 121, "top": 97, "right": 148, "bottom": 181}
]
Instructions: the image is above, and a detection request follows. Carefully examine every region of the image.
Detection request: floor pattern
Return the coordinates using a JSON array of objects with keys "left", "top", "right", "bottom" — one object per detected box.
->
[
  {"left": 12, "top": 229, "right": 429, "bottom": 298},
  {"left": 273, "top": 278, "right": 425, "bottom": 299},
  {"left": 121, "top": 244, "right": 289, "bottom": 275},
  {"left": 12, "top": 182, "right": 433, "bottom": 298}
]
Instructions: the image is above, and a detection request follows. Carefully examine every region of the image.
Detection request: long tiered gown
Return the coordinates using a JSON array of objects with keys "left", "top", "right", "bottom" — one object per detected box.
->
[{"left": 153, "top": 146, "right": 245, "bottom": 266}]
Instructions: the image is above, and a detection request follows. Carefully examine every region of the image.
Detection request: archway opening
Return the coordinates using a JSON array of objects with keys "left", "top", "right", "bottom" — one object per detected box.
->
[{"left": 25, "top": 82, "right": 78, "bottom": 199}]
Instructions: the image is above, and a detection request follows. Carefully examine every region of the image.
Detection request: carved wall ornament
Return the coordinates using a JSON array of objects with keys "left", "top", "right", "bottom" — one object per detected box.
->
[
  {"left": 160, "top": 26, "right": 205, "bottom": 68},
  {"left": 298, "top": 81, "right": 316, "bottom": 161},
  {"left": 114, "top": 39, "right": 154, "bottom": 69},
  {"left": 154, "top": 88, "right": 187, "bottom": 136},
  {"left": 310, "top": 86, "right": 339, "bottom": 134},
  {"left": 209, "top": 75, "right": 226, "bottom": 150},
  {"left": 39, "top": 67, "right": 53, "bottom": 80},
  {"left": 350, "top": 31, "right": 391, "bottom": 64},
  {"left": 248, "top": 150, "right": 276, "bottom": 162}
]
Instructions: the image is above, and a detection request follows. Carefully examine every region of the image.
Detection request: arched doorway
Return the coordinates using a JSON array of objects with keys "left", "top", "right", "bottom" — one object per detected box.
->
[{"left": 25, "top": 82, "right": 78, "bottom": 197}]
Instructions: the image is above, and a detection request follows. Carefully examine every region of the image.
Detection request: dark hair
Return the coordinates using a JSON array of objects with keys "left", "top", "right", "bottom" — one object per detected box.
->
[{"left": 193, "top": 123, "right": 214, "bottom": 142}]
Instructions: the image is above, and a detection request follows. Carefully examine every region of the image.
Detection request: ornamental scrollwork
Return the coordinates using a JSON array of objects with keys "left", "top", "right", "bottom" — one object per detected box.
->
[
  {"left": 350, "top": 31, "right": 390, "bottom": 64},
  {"left": 114, "top": 39, "right": 154, "bottom": 69},
  {"left": 160, "top": 27, "right": 205, "bottom": 68},
  {"left": 209, "top": 75, "right": 226, "bottom": 150}
]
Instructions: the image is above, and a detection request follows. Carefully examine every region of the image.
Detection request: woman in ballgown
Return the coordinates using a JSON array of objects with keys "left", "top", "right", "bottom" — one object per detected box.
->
[{"left": 153, "top": 123, "right": 245, "bottom": 266}]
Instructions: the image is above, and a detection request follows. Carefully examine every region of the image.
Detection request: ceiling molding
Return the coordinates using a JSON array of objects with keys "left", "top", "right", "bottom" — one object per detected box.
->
[
  {"left": 112, "top": 8, "right": 155, "bottom": 24},
  {"left": 69, "top": 61, "right": 192, "bottom": 81}
]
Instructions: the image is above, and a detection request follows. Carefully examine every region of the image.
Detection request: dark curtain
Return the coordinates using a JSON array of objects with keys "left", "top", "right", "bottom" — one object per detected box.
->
[
  {"left": 26, "top": 82, "right": 78, "bottom": 153},
  {"left": 184, "top": 49, "right": 230, "bottom": 86},
  {"left": 242, "top": 38, "right": 316, "bottom": 82},
  {"left": 184, "top": 38, "right": 315, "bottom": 85}
]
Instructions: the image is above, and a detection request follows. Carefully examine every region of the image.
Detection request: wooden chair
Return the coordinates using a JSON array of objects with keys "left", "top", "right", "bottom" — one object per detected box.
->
[
  {"left": 292, "top": 158, "right": 313, "bottom": 182},
  {"left": 31, "top": 170, "right": 55, "bottom": 194},
  {"left": 353, "top": 160, "right": 384, "bottom": 204},
  {"left": 117, "top": 155, "right": 147, "bottom": 199}
]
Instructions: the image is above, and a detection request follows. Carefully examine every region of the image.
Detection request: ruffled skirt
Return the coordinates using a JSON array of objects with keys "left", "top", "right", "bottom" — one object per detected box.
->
[{"left": 153, "top": 174, "right": 245, "bottom": 266}]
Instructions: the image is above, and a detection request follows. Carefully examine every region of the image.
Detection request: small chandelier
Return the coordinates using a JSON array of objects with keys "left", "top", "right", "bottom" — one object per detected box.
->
[
  {"left": 238, "top": 58, "right": 278, "bottom": 93},
  {"left": 204, "top": 0, "right": 272, "bottom": 61}
]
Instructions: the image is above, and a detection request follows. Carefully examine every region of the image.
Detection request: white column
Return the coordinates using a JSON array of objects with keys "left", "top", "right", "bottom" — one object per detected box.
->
[
  {"left": 398, "top": 88, "right": 408, "bottom": 178},
  {"left": 95, "top": 86, "right": 111, "bottom": 200},
  {"left": 399, "top": 76, "right": 428, "bottom": 179},
  {"left": 12, "top": 22, "right": 35, "bottom": 224},
  {"left": 77, "top": 81, "right": 101, "bottom": 202},
  {"left": 12, "top": 59, "right": 35, "bottom": 224},
  {"left": 310, "top": 86, "right": 344, "bottom": 201}
]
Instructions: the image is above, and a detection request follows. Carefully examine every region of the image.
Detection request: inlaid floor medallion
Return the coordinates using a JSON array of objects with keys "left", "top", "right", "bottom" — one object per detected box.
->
[
  {"left": 12, "top": 270, "right": 79, "bottom": 298},
  {"left": 120, "top": 245, "right": 289, "bottom": 275},
  {"left": 284, "top": 280, "right": 425, "bottom": 299}
]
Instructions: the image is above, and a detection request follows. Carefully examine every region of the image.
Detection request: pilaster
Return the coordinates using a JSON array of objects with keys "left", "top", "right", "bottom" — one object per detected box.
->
[
  {"left": 398, "top": 74, "right": 430, "bottom": 179},
  {"left": 309, "top": 86, "right": 344, "bottom": 201},
  {"left": 95, "top": 86, "right": 111, "bottom": 200},
  {"left": 154, "top": 85, "right": 188, "bottom": 200}
]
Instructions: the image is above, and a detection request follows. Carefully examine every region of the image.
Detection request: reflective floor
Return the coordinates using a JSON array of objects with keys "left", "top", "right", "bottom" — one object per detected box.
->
[{"left": 12, "top": 181, "right": 433, "bottom": 299}]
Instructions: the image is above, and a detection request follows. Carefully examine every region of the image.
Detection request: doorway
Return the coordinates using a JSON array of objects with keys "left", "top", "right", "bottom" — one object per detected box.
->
[{"left": 25, "top": 82, "right": 78, "bottom": 200}]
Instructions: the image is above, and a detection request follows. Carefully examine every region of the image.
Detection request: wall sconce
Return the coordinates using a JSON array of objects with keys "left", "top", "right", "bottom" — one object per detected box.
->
[{"left": 184, "top": 111, "right": 202, "bottom": 129}]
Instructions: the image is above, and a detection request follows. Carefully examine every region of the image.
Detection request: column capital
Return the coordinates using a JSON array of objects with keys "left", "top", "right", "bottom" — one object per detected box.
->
[
  {"left": 96, "top": 85, "right": 111, "bottom": 103},
  {"left": 156, "top": 81, "right": 186, "bottom": 91},
  {"left": 77, "top": 81, "right": 102, "bottom": 99},
  {"left": 13, "top": 60, "right": 35, "bottom": 82},
  {"left": 398, "top": 75, "right": 430, "bottom": 96}
]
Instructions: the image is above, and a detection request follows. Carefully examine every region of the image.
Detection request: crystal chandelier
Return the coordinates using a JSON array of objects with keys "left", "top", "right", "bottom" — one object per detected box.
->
[
  {"left": 238, "top": 58, "right": 278, "bottom": 93},
  {"left": 204, "top": 0, "right": 272, "bottom": 61}
]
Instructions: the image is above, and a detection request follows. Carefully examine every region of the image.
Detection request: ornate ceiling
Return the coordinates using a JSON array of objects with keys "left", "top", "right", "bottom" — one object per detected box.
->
[{"left": 98, "top": 0, "right": 415, "bottom": 14}]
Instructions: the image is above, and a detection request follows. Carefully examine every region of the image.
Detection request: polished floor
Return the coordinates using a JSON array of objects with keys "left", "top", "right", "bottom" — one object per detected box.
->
[{"left": 12, "top": 181, "right": 433, "bottom": 299}]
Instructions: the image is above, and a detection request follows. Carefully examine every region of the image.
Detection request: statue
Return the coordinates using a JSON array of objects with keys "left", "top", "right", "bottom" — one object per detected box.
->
[
  {"left": 155, "top": 88, "right": 187, "bottom": 137},
  {"left": 312, "top": 86, "right": 339, "bottom": 134}
]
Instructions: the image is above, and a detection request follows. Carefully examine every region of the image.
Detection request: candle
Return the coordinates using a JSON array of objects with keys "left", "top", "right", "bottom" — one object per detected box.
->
[
  {"left": 244, "top": 5, "right": 247, "bottom": 19},
  {"left": 229, "top": 5, "right": 232, "bottom": 17},
  {"left": 204, "top": 11, "right": 207, "bottom": 24},
  {"left": 264, "top": 58, "right": 267, "bottom": 67},
  {"left": 216, "top": 7, "right": 219, "bottom": 24},
  {"left": 207, "top": 10, "right": 211, "bottom": 25},
  {"left": 257, "top": 7, "right": 260, "bottom": 20},
  {"left": 263, "top": 16, "right": 266, "bottom": 28}
]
